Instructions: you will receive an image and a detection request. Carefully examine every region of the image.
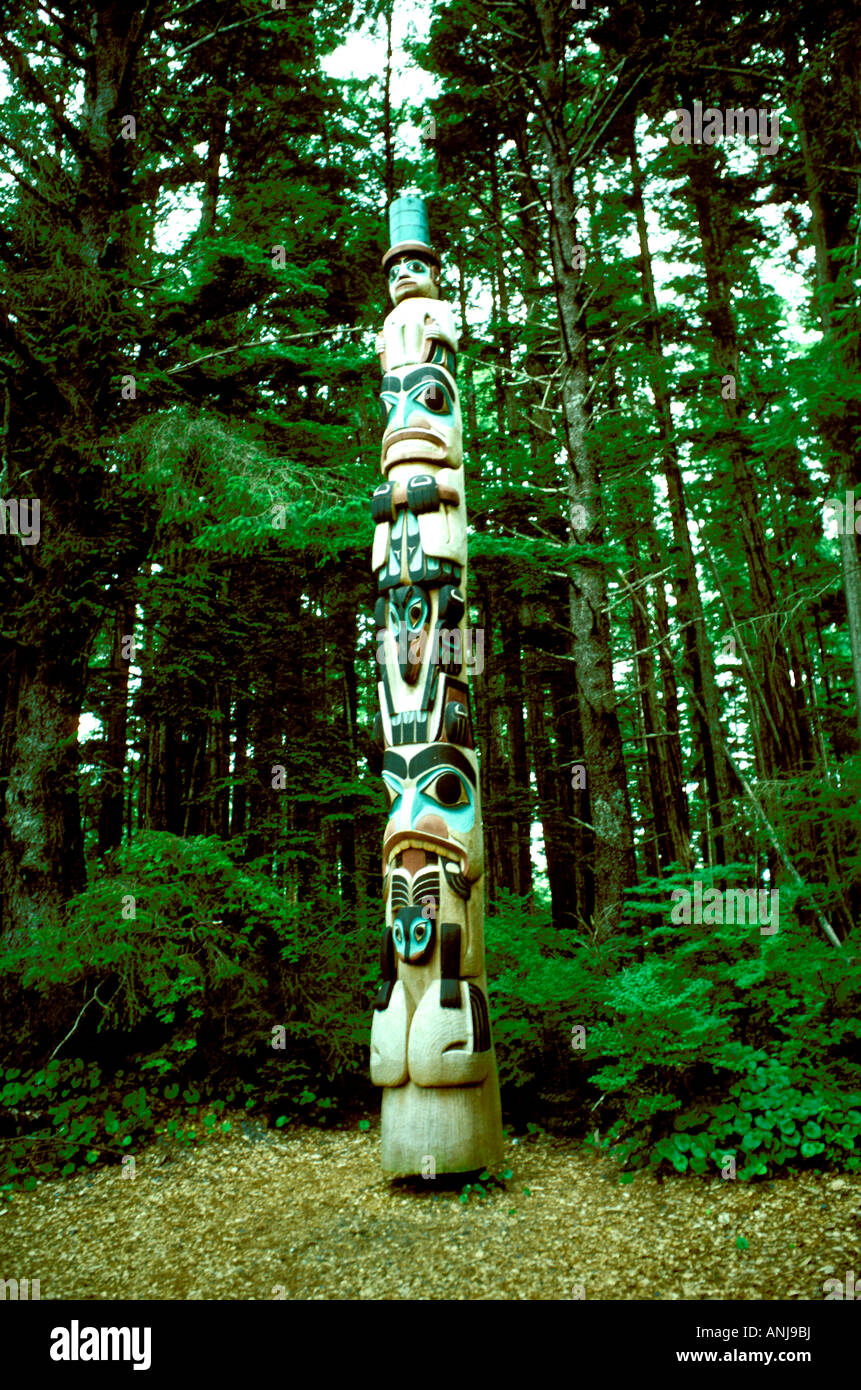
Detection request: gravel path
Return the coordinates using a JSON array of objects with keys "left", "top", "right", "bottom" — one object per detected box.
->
[{"left": 1, "top": 1116, "right": 858, "bottom": 1300}]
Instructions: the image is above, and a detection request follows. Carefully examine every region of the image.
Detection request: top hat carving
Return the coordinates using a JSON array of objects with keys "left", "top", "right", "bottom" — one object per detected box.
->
[{"left": 382, "top": 192, "right": 441, "bottom": 273}]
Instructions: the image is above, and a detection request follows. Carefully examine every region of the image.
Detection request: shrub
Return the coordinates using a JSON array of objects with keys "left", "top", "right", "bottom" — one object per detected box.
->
[{"left": 485, "top": 871, "right": 861, "bottom": 1178}]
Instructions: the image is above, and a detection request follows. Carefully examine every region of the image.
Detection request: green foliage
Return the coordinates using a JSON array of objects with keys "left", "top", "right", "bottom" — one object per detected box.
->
[
  {"left": 458, "top": 1166, "right": 513, "bottom": 1204},
  {"left": 0, "top": 832, "right": 382, "bottom": 1189},
  {"left": 485, "top": 875, "right": 861, "bottom": 1180},
  {"left": 0, "top": 1059, "right": 142, "bottom": 1189},
  {"left": 7, "top": 832, "right": 302, "bottom": 1032},
  {"left": 0, "top": 1058, "right": 346, "bottom": 1191},
  {"left": 3, "top": 857, "right": 858, "bottom": 1191},
  {"left": 604, "top": 1059, "right": 861, "bottom": 1182}
]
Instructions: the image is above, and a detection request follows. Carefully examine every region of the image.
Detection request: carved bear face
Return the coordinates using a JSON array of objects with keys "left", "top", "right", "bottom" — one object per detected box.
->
[
  {"left": 381, "top": 743, "right": 482, "bottom": 884},
  {"left": 379, "top": 364, "right": 462, "bottom": 472}
]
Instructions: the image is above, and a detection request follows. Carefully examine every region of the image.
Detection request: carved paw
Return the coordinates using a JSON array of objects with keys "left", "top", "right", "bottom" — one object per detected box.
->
[
  {"left": 370, "top": 981, "right": 410, "bottom": 1087},
  {"left": 407, "top": 981, "right": 490, "bottom": 1087}
]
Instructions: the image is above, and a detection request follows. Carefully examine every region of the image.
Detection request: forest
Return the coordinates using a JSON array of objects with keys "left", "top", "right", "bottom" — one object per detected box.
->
[{"left": 0, "top": 0, "right": 859, "bottom": 1297}]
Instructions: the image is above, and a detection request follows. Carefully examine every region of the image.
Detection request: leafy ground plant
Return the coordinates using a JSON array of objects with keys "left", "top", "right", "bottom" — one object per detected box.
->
[{"left": 458, "top": 1166, "right": 514, "bottom": 1204}]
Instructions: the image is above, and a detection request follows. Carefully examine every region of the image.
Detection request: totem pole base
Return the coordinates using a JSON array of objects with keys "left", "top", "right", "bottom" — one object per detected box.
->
[{"left": 380, "top": 1065, "right": 503, "bottom": 1177}]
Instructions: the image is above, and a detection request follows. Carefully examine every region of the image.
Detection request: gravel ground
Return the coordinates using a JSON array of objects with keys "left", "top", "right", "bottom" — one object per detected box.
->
[{"left": 1, "top": 1115, "right": 858, "bottom": 1300}]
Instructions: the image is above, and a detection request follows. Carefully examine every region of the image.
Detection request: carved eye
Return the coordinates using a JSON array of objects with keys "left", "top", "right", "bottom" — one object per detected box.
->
[
  {"left": 413, "top": 922, "right": 426, "bottom": 942},
  {"left": 427, "top": 771, "right": 467, "bottom": 808},
  {"left": 393, "top": 924, "right": 404, "bottom": 948},
  {"left": 382, "top": 774, "right": 402, "bottom": 807},
  {"left": 406, "top": 259, "right": 428, "bottom": 274},
  {"left": 408, "top": 600, "right": 425, "bottom": 628},
  {"left": 419, "top": 383, "right": 447, "bottom": 413}
]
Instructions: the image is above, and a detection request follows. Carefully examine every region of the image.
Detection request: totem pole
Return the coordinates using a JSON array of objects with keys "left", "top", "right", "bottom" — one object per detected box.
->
[{"left": 369, "top": 192, "right": 504, "bottom": 1175}]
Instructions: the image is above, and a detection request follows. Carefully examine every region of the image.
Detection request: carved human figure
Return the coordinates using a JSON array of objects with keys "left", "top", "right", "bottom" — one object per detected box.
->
[{"left": 387, "top": 253, "right": 440, "bottom": 305}]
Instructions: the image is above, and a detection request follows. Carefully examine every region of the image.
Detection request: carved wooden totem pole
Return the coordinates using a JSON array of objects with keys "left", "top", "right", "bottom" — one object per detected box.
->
[{"left": 369, "top": 193, "right": 504, "bottom": 1175}]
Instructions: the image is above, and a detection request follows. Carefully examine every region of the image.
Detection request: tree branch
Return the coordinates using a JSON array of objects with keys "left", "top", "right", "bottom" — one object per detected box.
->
[
  {"left": 170, "top": 14, "right": 264, "bottom": 60},
  {"left": 49, "top": 985, "right": 108, "bottom": 1060},
  {"left": 0, "top": 147, "right": 66, "bottom": 214},
  {"left": 0, "top": 36, "right": 88, "bottom": 162},
  {"left": 0, "top": 311, "right": 91, "bottom": 423}
]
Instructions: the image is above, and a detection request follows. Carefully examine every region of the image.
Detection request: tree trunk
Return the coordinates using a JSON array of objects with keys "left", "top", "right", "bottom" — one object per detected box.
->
[
  {"left": 523, "top": 636, "right": 580, "bottom": 928},
  {"left": 0, "top": 6, "right": 154, "bottom": 937},
  {"left": 98, "top": 598, "right": 135, "bottom": 855},
  {"left": 532, "top": 110, "right": 636, "bottom": 932},
  {"left": 787, "top": 35, "right": 861, "bottom": 746},
  {"left": 628, "top": 130, "right": 737, "bottom": 866},
  {"left": 498, "top": 594, "right": 533, "bottom": 899},
  {"left": 230, "top": 696, "right": 250, "bottom": 842},
  {"left": 0, "top": 647, "right": 87, "bottom": 938},
  {"left": 382, "top": 0, "right": 395, "bottom": 205},
  {"left": 681, "top": 136, "right": 813, "bottom": 782}
]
